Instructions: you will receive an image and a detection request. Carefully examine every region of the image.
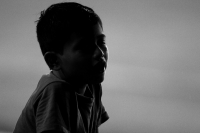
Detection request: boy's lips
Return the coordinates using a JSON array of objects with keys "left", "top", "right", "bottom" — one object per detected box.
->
[{"left": 92, "top": 60, "right": 107, "bottom": 73}]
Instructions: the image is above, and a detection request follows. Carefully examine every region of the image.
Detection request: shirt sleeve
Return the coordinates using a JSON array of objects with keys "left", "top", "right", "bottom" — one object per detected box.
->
[{"left": 35, "top": 82, "right": 73, "bottom": 133}]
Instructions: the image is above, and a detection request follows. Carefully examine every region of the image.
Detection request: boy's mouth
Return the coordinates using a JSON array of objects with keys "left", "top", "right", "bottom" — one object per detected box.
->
[{"left": 92, "top": 60, "right": 106, "bottom": 74}]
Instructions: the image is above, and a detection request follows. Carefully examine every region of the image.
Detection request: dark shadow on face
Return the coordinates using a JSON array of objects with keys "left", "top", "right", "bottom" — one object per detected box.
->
[{"left": 57, "top": 23, "right": 108, "bottom": 85}]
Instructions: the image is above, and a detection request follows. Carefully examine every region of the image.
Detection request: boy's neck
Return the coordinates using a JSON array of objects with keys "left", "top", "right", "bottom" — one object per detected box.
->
[
  {"left": 73, "top": 84, "right": 87, "bottom": 95},
  {"left": 51, "top": 70, "right": 87, "bottom": 95}
]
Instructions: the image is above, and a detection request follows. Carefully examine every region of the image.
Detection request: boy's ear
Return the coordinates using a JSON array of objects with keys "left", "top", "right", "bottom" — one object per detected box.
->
[{"left": 44, "top": 52, "right": 61, "bottom": 70}]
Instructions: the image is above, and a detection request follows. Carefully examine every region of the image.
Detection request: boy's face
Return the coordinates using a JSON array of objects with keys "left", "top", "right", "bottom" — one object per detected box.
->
[{"left": 58, "top": 23, "right": 108, "bottom": 85}]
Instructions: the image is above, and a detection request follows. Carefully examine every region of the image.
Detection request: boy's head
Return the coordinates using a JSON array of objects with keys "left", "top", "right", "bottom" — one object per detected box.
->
[
  {"left": 36, "top": 2, "right": 102, "bottom": 56},
  {"left": 36, "top": 2, "right": 108, "bottom": 84}
]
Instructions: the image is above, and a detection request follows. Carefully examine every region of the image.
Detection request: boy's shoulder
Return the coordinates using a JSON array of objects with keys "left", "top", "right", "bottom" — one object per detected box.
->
[
  {"left": 37, "top": 72, "right": 101, "bottom": 94},
  {"left": 34, "top": 72, "right": 102, "bottom": 100},
  {"left": 30, "top": 72, "right": 72, "bottom": 104},
  {"left": 30, "top": 71, "right": 103, "bottom": 106},
  {"left": 36, "top": 71, "right": 67, "bottom": 91}
]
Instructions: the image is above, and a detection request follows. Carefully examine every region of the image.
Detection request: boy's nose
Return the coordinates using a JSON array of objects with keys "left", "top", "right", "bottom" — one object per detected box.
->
[{"left": 93, "top": 45, "right": 104, "bottom": 59}]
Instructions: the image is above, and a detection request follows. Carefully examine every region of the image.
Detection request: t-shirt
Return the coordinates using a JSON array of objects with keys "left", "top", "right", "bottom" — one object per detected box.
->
[{"left": 13, "top": 72, "right": 109, "bottom": 133}]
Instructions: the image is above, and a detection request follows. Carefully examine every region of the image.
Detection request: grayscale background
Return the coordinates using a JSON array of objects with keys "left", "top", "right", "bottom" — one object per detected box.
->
[{"left": 1, "top": 0, "right": 200, "bottom": 133}]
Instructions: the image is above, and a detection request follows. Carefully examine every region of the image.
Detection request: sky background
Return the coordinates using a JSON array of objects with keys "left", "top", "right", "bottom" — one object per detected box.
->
[{"left": 1, "top": 0, "right": 200, "bottom": 133}]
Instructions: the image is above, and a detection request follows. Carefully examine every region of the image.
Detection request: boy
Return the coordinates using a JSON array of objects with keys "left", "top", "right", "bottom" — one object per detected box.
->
[{"left": 13, "top": 2, "right": 109, "bottom": 133}]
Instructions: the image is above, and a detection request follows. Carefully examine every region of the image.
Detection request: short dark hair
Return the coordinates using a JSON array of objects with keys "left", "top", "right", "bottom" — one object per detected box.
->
[{"left": 36, "top": 2, "right": 102, "bottom": 56}]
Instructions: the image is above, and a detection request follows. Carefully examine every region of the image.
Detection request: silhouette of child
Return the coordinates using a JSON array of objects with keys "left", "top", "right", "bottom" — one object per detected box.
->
[{"left": 13, "top": 2, "right": 109, "bottom": 133}]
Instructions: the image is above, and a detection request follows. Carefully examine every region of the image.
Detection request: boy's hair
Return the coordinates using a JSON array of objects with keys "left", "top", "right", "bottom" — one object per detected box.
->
[{"left": 36, "top": 2, "right": 102, "bottom": 56}]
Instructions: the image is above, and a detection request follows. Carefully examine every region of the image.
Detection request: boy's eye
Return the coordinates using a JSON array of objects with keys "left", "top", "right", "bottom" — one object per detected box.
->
[{"left": 76, "top": 38, "right": 107, "bottom": 54}]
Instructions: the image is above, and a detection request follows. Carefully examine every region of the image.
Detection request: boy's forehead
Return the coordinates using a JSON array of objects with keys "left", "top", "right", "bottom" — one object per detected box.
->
[
  {"left": 73, "top": 23, "right": 104, "bottom": 39},
  {"left": 65, "top": 24, "right": 105, "bottom": 48}
]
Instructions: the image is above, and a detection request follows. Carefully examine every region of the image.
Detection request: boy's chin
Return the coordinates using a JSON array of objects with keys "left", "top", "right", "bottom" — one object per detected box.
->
[{"left": 88, "top": 73, "right": 105, "bottom": 84}]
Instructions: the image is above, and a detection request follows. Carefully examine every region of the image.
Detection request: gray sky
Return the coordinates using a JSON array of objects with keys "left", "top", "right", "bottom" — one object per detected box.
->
[{"left": 1, "top": 0, "right": 200, "bottom": 133}]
